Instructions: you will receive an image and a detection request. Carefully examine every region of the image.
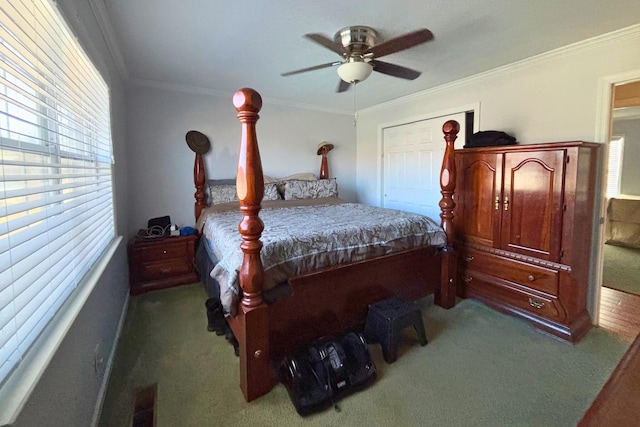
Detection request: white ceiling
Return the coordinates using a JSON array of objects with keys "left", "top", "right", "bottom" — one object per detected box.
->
[{"left": 102, "top": 0, "right": 640, "bottom": 112}]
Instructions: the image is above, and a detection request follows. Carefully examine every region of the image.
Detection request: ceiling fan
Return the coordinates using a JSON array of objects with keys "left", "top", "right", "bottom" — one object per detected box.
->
[{"left": 281, "top": 26, "right": 434, "bottom": 93}]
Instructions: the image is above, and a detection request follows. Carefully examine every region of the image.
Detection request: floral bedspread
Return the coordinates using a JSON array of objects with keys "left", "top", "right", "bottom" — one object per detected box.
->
[{"left": 200, "top": 198, "right": 446, "bottom": 313}]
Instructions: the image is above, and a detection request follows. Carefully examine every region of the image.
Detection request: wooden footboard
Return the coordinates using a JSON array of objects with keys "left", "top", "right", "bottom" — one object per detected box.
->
[{"left": 197, "top": 88, "right": 459, "bottom": 401}]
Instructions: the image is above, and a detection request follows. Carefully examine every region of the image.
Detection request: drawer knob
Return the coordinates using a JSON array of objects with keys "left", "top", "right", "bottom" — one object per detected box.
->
[
  {"left": 463, "top": 276, "right": 473, "bottom": 283},
  {"left": 464, "top": 255, "right": 474, "bottom": 262},
  {"left": 163, "top": 250, "right": 167, "bottom": 254},
  {"left": 528, "top": 298, "right": 545, "bottom": 309},
  {"left": 528, "top": 274, "right": 535, "bottom": 282}
]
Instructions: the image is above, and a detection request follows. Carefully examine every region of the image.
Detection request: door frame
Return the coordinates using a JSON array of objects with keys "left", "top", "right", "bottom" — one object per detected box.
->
[
  {"left": 591, "top": 70, "right": 640, "bottom": 324},
  {"left": 376, "top": 102, "right": 480, "bottom": 207}
]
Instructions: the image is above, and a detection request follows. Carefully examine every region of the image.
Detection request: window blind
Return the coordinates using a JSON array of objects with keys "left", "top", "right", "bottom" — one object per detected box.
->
[
  {"left": 605, "top": 136, "right": 624, "bottom": 199},
  {"left": 0, "top": 0, "right": 114, "bottom": 386}
]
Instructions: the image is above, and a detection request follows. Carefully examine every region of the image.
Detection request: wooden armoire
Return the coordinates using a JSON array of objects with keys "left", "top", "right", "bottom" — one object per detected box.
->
[{"left": 455, "top": 141, "right": 600, "bottom": 343}]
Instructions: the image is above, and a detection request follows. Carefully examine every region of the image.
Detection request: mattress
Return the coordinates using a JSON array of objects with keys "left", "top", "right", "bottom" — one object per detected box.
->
[{"left": 197, "top": 197, "right": 447, "bottom": 314}]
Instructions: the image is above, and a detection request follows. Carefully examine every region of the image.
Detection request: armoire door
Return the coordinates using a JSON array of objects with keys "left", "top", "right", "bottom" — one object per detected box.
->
[
  {"left": 500, "top": 149, "right": 565, "bottom": 262},
  {"left": 457, "top": 152, "right": 503, "bottom": 248}
]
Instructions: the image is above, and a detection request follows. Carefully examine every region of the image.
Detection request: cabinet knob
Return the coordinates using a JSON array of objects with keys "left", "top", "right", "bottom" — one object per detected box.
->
[
  {"left": 528, "top": 298, "right": 545, "bottom": 309},
  {"left": 494, "top": 196, "right": 500, "bottom": 210},
  {"left": 464, "top": 255, "right": 474, "bottom": 262},
  {"left": 163, "top": 250, "right": 167, "bottom": 254},
  {"left": 504, "top": 196, "right": 509, "bottom": 211},
  {"left": 528, "top": 274, "right": 535, "bottom": 282},
  {"left": 463, "top": 276, "right": 473, "bottom": 283}
]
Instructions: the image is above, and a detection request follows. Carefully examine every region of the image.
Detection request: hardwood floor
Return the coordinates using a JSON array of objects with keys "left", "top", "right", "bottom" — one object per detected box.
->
[{"left": 598, "top": 286, "right": 640, "bottom": 340}]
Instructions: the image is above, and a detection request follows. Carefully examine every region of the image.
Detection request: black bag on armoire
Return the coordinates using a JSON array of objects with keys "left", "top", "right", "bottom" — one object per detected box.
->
[
  {"left": 464, "top": 130, "right": 517, "bottom": 148},
  {"left": 279, "top": 332, "right": 377, "bottom": 416}
]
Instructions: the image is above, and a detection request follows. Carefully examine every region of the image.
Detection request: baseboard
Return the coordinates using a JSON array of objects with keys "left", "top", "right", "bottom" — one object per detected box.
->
[{"left": 90, "top": 292, "right": 130, "bottom": 427}]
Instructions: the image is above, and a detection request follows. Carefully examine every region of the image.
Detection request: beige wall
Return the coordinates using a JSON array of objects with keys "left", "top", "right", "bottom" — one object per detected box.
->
[
  {"left": 126, "top": 85, "right": 355, "bottom": 234},
  {"left": 356, "top": 25, "right": 640, "bottom": 207},
  {"left": 355, "top": 25, "right": 640, "bottom": 319}
]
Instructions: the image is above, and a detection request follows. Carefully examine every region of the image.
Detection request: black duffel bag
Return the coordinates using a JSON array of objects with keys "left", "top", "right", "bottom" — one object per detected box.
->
[
  {"left": 464, "top": 130, "right": 517, "bottom": 148},
  {"left": 279, "top": 331, "right": 377, "bottom": 416}
]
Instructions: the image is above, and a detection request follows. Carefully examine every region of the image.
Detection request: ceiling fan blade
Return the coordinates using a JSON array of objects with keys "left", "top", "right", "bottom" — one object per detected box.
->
[
  {"left": 370, "top": 60, "right": 422, "bottom": 80},
  {"left": 367, "top": 29, "right": 433, "bottom": 58},
  {"left": 281, "top": 61, "right": 340, "bottom": 77},
  {"left": 305, "top": 33, "right": 348, "bottom": 56},
  {"left": 336, "top": 79, "right": 351, "bottom": 93}
]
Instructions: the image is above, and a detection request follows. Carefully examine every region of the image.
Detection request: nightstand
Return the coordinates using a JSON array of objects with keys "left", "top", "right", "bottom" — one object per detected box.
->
[{"left": 128, "top": 232, "right": 199, "bottom": 295}]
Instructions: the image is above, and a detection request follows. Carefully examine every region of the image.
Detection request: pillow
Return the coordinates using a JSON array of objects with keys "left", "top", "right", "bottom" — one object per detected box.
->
[
  {"left": 284, "top": 179, "right": 338, "bottom": 200},
  {"left": 263, "top": 183, "right": 281, "bottom": 201},
  {"left": 275, "top": 173, "right": 317, "bottom": 197},
  {"left": 208, "top": 182, "right": 281, "bottom": 205},
  {"left": 209, "top": 184, "right": 237, "bottom": 205}
]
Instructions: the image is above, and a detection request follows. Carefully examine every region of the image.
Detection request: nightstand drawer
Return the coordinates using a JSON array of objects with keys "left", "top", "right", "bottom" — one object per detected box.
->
[
  {"left": 128, "top": 233, "right": 199, "bottom": 295},
  {"left": 462, "top": 249, "right": 559, "bottom": 296},
  {"left": 138, "top": 240, "right": 190, "bottom": 262},
  {"left": 139, "top": 259, "right": 192, "bottom": 281}
]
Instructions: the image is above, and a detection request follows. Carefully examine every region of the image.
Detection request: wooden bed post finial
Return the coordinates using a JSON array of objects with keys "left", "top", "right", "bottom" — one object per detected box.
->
[
  {"left": 439, "top": 120, "right": 459, "bottom": 240},
  {"left": 233, "top": 88, "right": 265, "bottom": 309}
]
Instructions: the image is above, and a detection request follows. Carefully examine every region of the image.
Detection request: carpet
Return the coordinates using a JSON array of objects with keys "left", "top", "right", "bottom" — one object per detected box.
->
[
  {"left": 98, "top": 284, "right": 631, "bottom": 427},
  {"left": 602, "top": 243, "right": 640, "bottom": 295}
]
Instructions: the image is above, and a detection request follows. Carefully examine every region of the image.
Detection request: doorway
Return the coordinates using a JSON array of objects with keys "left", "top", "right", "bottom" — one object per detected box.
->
[{"left": 595, "top": 76, "right": 640, "bottom": 339}]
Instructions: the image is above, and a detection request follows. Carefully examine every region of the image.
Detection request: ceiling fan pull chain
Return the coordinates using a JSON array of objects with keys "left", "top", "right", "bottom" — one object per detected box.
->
[{"left": 353, "top": 82, "right": 357, "bottom": 126}]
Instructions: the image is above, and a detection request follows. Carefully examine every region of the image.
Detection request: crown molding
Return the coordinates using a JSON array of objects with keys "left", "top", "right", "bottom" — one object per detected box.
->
[
  {"left": 88, "top": 0, "right": 128, "bottom": 80},
  {"left": 361, "top": 23, "right": 640, "bottom": 115},
  {"left": 128, "top": 77, "right": 352, "bottom": 116}
]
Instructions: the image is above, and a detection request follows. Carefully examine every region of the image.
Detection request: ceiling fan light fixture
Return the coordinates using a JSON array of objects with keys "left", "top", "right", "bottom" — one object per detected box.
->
[{"left": 337, "top": 61, "right": 373, "bottom": 84}]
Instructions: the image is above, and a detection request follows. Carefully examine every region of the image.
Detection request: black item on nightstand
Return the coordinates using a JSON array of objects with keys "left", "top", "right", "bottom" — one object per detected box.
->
[{"left": 364, "top": 297, "right": 427, "bottom": 363}]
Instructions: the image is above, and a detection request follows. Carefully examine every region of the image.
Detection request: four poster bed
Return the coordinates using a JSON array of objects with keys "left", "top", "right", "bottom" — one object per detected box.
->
[{"left": 192, "top": 88, "right": 460, "bottom": 402}]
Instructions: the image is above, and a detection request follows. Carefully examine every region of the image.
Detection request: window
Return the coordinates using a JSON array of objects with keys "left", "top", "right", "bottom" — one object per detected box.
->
[
  {"left": 605, "top": 136, "right": 624, "bottom": 198},
  {"left": 0, "top": 0, "right": 114, "bottom": 392}
]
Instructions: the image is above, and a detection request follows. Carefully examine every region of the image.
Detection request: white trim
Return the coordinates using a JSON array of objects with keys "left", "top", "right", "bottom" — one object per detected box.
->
[
  {"left": 362, "top": 24, "right": 640, "bottom": 115},
  {"left": 0, "top": 237, "right": 124, "bottom": 426},
  {"left": 613, "top": 106, "right": 640, "bottom": 120},
  {"left": 89, "top": 0, "right": 129, "bottom": 80},
  {"left": 591, "top": 69, "right": 640, "bottom": 324},
  {"left": 128, "top": 77, "right": 353, "bottom": 116},
  {"left": 375, "top": 103, "right": 480, "bottom": 206},
  {"left": 90, "top": 292, "right": 130, "bottom": 427}
]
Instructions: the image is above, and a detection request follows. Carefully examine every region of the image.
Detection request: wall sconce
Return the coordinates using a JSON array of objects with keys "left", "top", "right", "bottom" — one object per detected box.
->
[{"left": 316, "top": 141, "right": 334, "bottom": 179}]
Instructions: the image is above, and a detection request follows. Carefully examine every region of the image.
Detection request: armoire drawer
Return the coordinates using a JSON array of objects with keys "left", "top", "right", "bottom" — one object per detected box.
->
[
  {"left": 463, "top": 269, "right": 565, "bottom": 323},
  {"left": 461, "top": 249, "right": 559, "bottom": 296}
]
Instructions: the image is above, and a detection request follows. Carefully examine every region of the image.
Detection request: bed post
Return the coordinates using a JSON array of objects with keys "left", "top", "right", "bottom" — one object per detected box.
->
[
  {"left": 194, "top": 153, "right": 206, "bottom": 221},
  {"left": 435, "top": 120, "right": 459, "bottom": 309},
  {"left": 230, "top": 88, "right": 272, "bottom": 401}
]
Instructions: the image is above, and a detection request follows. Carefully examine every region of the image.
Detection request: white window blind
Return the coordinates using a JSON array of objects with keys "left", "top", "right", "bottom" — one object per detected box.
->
[
  {"left": 605, "top": 136, "right": 624, "bottom": 199},
  {"left": 0, "top": 0, "right": 114, "bottom": 387}
]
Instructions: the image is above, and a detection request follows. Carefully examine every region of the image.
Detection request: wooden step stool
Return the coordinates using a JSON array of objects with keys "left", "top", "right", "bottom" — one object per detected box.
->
[{"left": 364, "top": 297, "right": 428, "bottom": 363}]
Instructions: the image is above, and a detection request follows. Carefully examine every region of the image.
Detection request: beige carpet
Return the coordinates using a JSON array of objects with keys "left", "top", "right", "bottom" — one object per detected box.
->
[{"left": 98, "top": 283, "right": 632, "bottom": 427}]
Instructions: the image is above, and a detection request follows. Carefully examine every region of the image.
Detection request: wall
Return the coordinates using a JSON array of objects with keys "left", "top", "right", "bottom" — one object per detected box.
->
[
  {"left": 9, "top": 0, "right": 130, "bottom": 425},
  {"left": 125, "top": 85, "right": 355, "bottom": 234},
  {"left": 356, "top": 26, "right": 640, "bottom": 206},
  {"left": 612, "top": 117, "right": 640, "bottom": 196},
  {"left": 355, "top": 25, "right": 640, "bottom": 318}
]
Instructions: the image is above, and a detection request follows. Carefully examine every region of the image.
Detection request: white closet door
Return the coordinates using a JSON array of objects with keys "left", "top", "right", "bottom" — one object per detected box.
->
[{"left": 383, "top": 113, "right": 466, "bottom": 220}]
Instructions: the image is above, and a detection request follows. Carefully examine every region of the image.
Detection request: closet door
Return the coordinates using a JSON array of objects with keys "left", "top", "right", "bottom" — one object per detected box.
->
[
  {"left": 457, "top": 152, "right": 503, "bottom": 248},
  {"left": 500, "top": 149, "right": 565, "bottom": 262}
]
